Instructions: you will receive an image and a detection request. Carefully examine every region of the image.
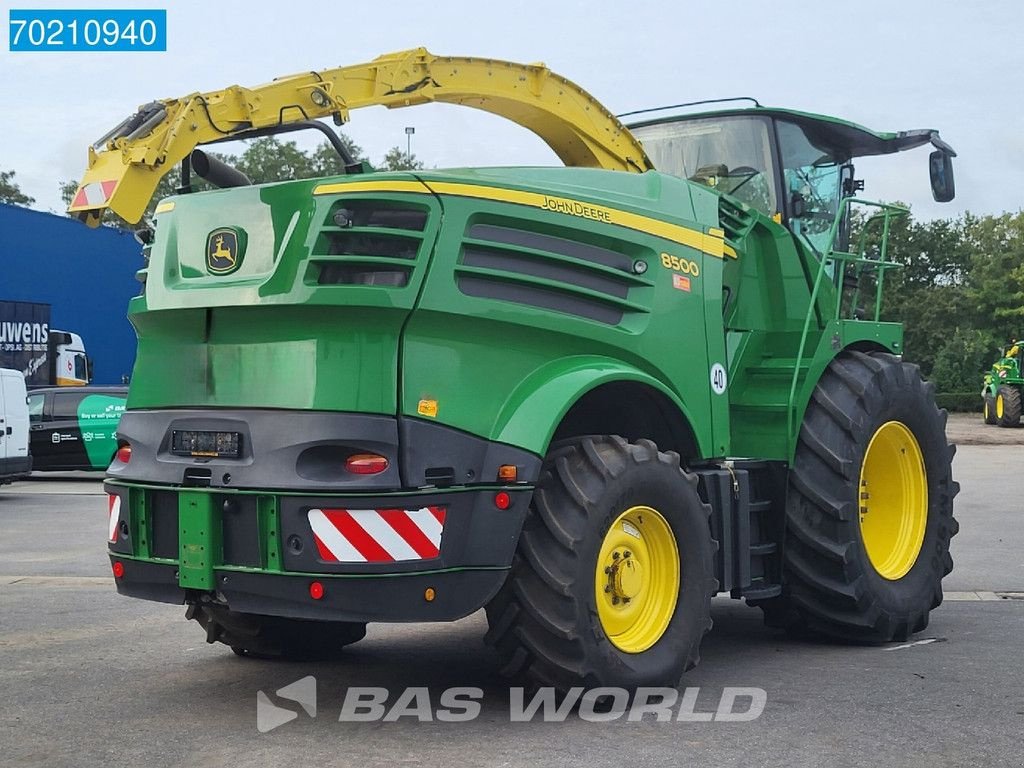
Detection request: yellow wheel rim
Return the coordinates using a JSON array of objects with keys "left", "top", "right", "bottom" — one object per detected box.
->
[
  {"left": 984, "top": 399, "right": 991, "bottom": 421},
  {"left": 594, "top": 505, "right": 679, "bottom": 653},
  {"left": 997, "top": 394, "right": 1005, "bottom": 419},
  {"left": 858, "top": 421, "right": 928, "bottom": 580}
]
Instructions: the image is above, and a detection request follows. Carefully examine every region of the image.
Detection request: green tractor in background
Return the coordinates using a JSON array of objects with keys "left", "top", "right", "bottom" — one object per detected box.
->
[{"left": 982, "top": 341, "right": 1023, "bottom": 426}]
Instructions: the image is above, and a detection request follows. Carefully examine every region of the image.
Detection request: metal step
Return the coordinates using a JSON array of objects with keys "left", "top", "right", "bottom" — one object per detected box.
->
[{"left": 740, "top": 583, "right": 783, "bottom": 600}]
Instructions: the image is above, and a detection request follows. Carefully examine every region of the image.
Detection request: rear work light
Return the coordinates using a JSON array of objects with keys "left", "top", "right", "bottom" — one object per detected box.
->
[
  {"left": 115, "top": 444, "right": 132, "bottom": 464},
  {"left": 345, "top": 453, "right": 389, "bottom": 475}
]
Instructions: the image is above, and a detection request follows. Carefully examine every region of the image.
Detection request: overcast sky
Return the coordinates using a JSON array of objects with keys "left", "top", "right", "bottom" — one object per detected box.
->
[{"left": 1, "top": 0, "right": 1021, "bottom": 220}]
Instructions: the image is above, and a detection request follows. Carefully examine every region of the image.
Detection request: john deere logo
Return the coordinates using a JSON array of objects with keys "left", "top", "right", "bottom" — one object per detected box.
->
[{"left": 207, "top": 228, "right": 243, "bottom": 274}]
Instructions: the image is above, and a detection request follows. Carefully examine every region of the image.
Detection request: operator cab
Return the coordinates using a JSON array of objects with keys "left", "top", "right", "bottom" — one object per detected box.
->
[{"left": 628, "top": 103, "right": 956, "bottom": 255}]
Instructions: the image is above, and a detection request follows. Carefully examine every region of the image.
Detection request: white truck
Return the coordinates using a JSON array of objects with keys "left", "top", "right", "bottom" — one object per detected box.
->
[
  {"left": 0, "top": 301, "right": 91, "bottom": 386},
  {"left": 0, "top": 367, "right": 31, "bottom": 483}
]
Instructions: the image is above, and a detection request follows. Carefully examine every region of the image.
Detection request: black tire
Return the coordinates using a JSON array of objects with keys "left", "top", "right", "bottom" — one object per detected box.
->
[
  {"left": 997, "top": 385, "right": 1021, "bottom": 427},
  {"left": 186, "top": 604, "right": 366, "bottom": 659},
  {"left": 759, "top": 350, "right": 958, "bottom": 642},
  {"left": 484, "top": 435, "right": 717, "bottom": 691},
  {"left": 983, "top": 394, "right": 998, "bottom": 425}
]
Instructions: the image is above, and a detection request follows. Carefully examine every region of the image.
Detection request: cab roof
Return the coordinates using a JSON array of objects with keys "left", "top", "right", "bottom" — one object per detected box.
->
[{"left": 626, "top": 105, "right": 955, "bottom": 161}]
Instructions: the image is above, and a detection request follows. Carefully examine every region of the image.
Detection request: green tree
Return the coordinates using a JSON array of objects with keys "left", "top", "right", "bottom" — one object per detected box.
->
[
  {"left": 228, "top": 137, "right": 315, "bottom": 184},
  {"left": 878, "top": 211, "right": 973, "bottom": 378},
  {"left": 311, "top": 135, "right": 368, "bottom": 176},
  {"left": 379, "top": 146, "right": 424, "bottom": 171},
  {"left": 929, "top": 327, "right": 996, "bottom": 392},
  {"left": 964, "top": 211, "right": 1024, "bottom": 342},
  {"left": 0, "top": 169, "right": 35, "bottom": 206}
]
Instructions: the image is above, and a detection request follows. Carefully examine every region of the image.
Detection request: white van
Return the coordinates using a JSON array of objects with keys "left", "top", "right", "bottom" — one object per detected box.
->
[{"left": 0, "top": 368, "right": 31, "bottom": 484}]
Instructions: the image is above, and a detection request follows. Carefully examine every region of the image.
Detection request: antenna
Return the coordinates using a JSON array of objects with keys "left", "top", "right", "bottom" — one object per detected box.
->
[{"left": 618, "top": 97, "right": 762, "bottom": 120}]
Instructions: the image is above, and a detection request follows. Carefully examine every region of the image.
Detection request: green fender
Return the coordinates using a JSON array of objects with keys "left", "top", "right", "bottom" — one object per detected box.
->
[{"left": 491, "top": 355, "right": 708, "bottom": 458}]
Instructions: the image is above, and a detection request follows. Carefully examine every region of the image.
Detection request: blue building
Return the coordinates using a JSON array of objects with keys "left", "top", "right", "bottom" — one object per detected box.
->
[{"left": 1, "top": 203, "right": 142, "bottom": 384}]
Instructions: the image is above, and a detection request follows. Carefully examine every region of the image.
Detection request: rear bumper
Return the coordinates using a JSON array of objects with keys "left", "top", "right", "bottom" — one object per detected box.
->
[
  {"left": 109, "top": 555, "right": 509, "bottom": 622},
  {"left": 105, "top": 482, "right": 529, "bottom": 622}
]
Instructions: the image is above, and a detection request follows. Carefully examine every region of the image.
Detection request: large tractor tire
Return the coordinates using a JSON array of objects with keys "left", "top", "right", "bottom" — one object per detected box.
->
[
  {"left": 983, "top": 394, "right": 998, "bottom": 425},
  {"left": 485, "top": 436, "right": 717, "bottom": 691},
  {"left": 760, "top": 350, "right": 958, "bottom": 642},
  {"left": 996, "top": 385, "right": 1022, "bottom": 427},
  {"left": 187, "top": 604, "right": 366, "bottom": 659}
]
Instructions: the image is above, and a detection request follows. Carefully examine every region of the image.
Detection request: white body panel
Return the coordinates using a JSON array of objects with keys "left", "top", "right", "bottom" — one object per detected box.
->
[{"left": 0, "top": 367, "right": 31, "bottom": 481}]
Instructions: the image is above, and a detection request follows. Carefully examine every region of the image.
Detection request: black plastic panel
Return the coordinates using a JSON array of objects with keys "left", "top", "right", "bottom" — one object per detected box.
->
[
  {"left": 220, "top": 494, "right": 261, "bottom": 568},
  {"left": 457, "top": 275, "right": 624, "bottom": 325},
  {"left": 149, "top": 489, "right": 179, "bottom": 559}
]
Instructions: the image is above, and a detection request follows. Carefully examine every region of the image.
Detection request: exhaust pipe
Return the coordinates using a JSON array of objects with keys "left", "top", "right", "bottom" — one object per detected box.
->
[{"left": 190, "top": 149, "right": 251, "bottom": 189}]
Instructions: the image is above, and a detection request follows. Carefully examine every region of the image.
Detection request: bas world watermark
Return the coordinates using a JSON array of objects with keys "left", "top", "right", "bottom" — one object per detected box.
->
[{"left": 258, "top": 679, "right": 767, "bottom": 731}]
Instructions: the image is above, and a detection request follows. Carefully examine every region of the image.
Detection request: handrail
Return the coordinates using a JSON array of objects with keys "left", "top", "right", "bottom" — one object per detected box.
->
[{"left": 785, "top": 198, "right": 909, "bottom": 453}]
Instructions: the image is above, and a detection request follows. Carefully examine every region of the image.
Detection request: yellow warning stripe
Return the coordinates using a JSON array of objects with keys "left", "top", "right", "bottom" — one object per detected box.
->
[{"left": 313, "top": 179, "right": 735, "bottom": 259}]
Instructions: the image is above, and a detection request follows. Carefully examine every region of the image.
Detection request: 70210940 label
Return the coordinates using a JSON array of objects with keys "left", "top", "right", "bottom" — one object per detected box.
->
[{"left": 9, "top": 9, "right": 166, "bottom": 52}]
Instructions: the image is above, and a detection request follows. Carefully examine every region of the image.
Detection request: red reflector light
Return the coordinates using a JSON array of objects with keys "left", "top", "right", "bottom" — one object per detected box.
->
[
  {"left": 112, "top": 561, "right": 125, "bottom": 578},
  {"left": 309, "top": 581, "right": 325, "bottom": 600},
  {"left": 345, "top": 453, "right": 389, "bottom": 475},
  {"left": 115, "top": 444, "right": 132, "bottom": 464},
  {"left": 494, "top": 491, "right": 511, "bottom": 510}
]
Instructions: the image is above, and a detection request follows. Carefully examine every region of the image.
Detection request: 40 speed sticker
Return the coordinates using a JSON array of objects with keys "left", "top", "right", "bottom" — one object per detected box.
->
[{"left": 710, "top": 363, "right": 728, "bottom": 395}]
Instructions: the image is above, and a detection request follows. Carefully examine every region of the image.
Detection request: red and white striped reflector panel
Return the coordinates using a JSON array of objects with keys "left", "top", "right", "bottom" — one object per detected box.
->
[
  {"left": 308, "top": 506, "right": 446, "bottom": 563},
  {"left": 71, "top": 180, "right": 117, "bottom": 208},
  {"left": 107, "top": 494, "right": 121, "bottom": 543}
]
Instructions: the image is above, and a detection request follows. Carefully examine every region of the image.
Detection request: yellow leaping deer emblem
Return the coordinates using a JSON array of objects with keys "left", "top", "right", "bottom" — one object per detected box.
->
[{"left": 206, "top": 228, "right": 240, "bottom": 274}]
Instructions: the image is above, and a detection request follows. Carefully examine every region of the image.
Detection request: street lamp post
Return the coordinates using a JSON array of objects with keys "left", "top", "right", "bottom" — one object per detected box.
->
[{"left": 405, "top": 126, "right": 415, "bottom": 166}]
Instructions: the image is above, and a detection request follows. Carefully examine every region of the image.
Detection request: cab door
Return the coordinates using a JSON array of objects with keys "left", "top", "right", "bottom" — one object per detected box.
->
[
  {"left": 45, "top": 391, "right": 87, "bottom": 468},
  {"left": 27, "top": 391, "right": 50, "bottom": 465}
]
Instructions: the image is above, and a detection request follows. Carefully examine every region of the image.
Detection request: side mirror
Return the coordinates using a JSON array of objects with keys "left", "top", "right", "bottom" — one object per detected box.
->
[
  {"left": 790, "top": 192, "right": 806, "bottom": 218},
  {"left": 929, "top": 150, "right": 955, "bottom": 203}
]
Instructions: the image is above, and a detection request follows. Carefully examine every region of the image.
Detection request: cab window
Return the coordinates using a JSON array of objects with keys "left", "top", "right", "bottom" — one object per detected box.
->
[
  {"left": 52, "top": 392, "right": 82, "bottom": 420},
  {"left": 73, "top": 354, "right": 87, "bottom": 383},
  {"left": 632, "top": 116, "right": 779, "bottom": 217},
  {"left": 776, "top": 120, "right": 844, "bottom": 255},
  {"left": 28, "top": 393, "right": 45, "bottom": 422}
]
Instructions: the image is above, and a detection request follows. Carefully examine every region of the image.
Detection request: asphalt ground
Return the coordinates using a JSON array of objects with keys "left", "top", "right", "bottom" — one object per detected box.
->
[{"left": 1, "top": 440, "right": 1023, "bottom": 767}]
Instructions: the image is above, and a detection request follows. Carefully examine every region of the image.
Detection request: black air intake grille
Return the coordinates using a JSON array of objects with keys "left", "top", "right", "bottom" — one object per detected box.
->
[
  {"left": 719, "top": 197, "right": 755, "bottom": 249},
  {"left": 455, "top": 223, "right": 649, "bottom": 325},
  {"left": 309, "top": 201, "right": 429, "bottom": 287}
]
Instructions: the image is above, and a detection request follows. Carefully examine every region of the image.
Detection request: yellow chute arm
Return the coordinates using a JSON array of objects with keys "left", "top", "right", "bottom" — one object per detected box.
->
[{"left": 68, "top": 47, "right": 652, "bottom": 226}]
